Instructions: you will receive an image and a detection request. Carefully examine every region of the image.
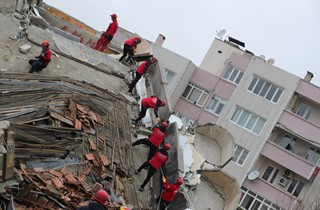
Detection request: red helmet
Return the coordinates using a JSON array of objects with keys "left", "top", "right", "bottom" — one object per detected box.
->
[
  {"left": 161, "top": 121, "right": 168, "bottom": 128},
  {"left": 161, "top": 100, "right": 166, "bottom": 107},
  {"left": 111, "top": 13, "right": 118, "bottom": 19},
  {"left": 175, "top": 177, "right": 183, "bottom": 185},
  {"left": 164, "top": 143, "right": 171, "bottom": 150},
  {"left": 42, "top": 40, "right": 49, "bottom": 47},
  {"left": 93, "top": 190, "right": 108, "bottom": 205},
  {"left": 136, "top": 37, "right": 142, "bottom": 44}
]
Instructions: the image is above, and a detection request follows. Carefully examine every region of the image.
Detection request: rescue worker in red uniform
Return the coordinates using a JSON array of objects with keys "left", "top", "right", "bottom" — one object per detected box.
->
[
  {"left": 76, "top": 189, "right": 108, "bottom": 210},
  {"left": 28, "top": 40, "right": 52, "bottom": 73},
  {"left": 128, "top": 57, "right": 158, "bottom": 94},
  {"left": 135, "top": 143, "right": 170, "bottom": 192},
  {"left": 119, "top": 37, "right": 141, "bottom": 63},
  {"left": 132, "top": 121, "right": 168, "bottom": 159},
  {"left": 132, "top": 96, "right": 166, "bottom": 125},
  {"left": 94, "top": 13, "right": 118, "bottom": 52},
  {"left": 159, "top": 177, "right": 184, "bottom": 210}
]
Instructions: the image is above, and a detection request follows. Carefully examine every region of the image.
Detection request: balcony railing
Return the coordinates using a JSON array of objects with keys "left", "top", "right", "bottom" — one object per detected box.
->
[
  {"left": 243, "top": 178, "right": 300, "bottom": 209},
  {"left": 278, "top": 110, "right": 320, "bottom": 145},
  {"left": 261, "top": 141, "right": 315, "bottom": 179}
]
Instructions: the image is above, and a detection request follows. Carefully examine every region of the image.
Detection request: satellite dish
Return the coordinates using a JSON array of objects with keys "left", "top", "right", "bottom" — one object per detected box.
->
[
  {"left": 247, "top": 170, "right": 259, "bottom": 181},
  {"left": 216, "top": 29, "right": 227, "bottom": 39},
  {"left": 259, "top": 55, "right": 266, "bottom": 60},
  {"left": 267, "top": 58, "right": 275, "bottom": 65}
]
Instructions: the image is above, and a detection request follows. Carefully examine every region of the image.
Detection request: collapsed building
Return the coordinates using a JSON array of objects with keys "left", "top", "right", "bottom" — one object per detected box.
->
[{"left": 0, "top": 0, "right": 238, "bottom": 210}]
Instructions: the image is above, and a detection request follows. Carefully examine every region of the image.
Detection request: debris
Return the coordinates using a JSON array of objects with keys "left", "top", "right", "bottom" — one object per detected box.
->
[
  {"left": 3, "top": 54, "right": 10, "bottom": 61},
  {"left": 57, "top": 65, "right": 61, "bottom": 69},
  {"left": 19, "top": 44, "right": 32, "bottom": 54}
]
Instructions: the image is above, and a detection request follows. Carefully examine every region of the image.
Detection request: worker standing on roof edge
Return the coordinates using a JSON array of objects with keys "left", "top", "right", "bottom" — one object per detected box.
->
[
  {"left": 158, "top": 177, "right": 184, "bottom": 210},
  {"left": 76, "top": 189, "right": 108, "bottom": 210},
  {"left": 128, "top": 57, "right": 158, "bottom": 94},
  {"left": 132, "top": 95, "right": 166, "bottom": 126},
  {"left": 132, "top": 121, "right": 168, "bottom": 159},
  {"left": 135, "top": 143, "right": 170, "bottom": 192},
  {"left": 119, "top": 37, "right": 141, "bottom": 63},
  {"left": 28, "top": 40, "right": 52, "bottom": 73},
  {"left": 94, "top": 13, "right": 118, "bottom": 52}
]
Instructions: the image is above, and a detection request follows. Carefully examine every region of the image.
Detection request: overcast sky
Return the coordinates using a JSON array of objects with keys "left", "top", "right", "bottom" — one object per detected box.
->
[{"left": 44, "top": 0, "right": 320, "bottom": 86}]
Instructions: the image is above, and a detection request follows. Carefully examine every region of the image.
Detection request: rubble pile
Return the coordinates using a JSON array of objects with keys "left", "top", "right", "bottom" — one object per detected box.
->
[{"left": 0, "top": 73, "right": 136, "bottom": 209}]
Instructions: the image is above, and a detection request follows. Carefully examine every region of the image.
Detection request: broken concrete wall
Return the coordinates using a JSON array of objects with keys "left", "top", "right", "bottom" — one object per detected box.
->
[{"left": 147, "top": 62, "right": 171, "bottom": 121}]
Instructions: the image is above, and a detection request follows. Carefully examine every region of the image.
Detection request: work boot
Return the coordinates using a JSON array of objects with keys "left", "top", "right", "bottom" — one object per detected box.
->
[{"left": 135, "top": 169, "right": 140, "bottom": 174}]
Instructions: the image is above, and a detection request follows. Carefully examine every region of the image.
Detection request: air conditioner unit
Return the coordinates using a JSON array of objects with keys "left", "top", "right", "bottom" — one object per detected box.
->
[
  {"left": 279, "top": 177, "right": 289, "bottom": 187},
  {"left": 284, "top": 169, "right": 294, "bottom": 179}
]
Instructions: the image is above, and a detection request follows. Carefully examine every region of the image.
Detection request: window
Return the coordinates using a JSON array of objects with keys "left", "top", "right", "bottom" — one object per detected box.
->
[
  {"left": 279, "top": 135, "right": 296, "bottom": 151},
  {"left": 233, "top": 145, "right": 249, "bottom": 165},
  {"left": 182, "top": 83, "right": 208, "bottom": 106},
  {"left": 262, "top": 165, "right": 279, "bottom": 183},
  {"left": 287, "top": 178, "right": 304, "bottom": 197},
  {"left": 205, "top": 95, "right": 227, "bottom": 115},
  {"left": 230, "top": 106, "right": 266, "bottom": 134},
  {"left": 222, "top": 65, "right": 244, "bottom": 84},
  {"left": 172, "top": 112, "right": 193, "bottom": 126},
  {"left": 297, "top": 103, "right": 312, "bottom": 119},
  {"left": 305, "top": 147, "right": 320, "bottom": 165},
  {"left": 165, "top": 68, "right": 175, "bottom": 86},
  {"left": 248, "top": 76, "right": 283, "bottom": 103},
  {"left": 239, "top": 187, "right": 283, "bottom": 210}
]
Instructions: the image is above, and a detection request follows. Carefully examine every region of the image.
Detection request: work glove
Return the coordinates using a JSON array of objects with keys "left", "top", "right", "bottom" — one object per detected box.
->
[
  {"left": 156, "top": 117, "right": 161, "bottom": 123},
  {"left": 162, "top": 176, "right": 166, "bottom": 182}
]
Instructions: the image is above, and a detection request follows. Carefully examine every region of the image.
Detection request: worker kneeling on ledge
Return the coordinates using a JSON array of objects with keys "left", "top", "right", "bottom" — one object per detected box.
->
[{"left": 28, "top": 40, "right": 52, "bottom": 73}]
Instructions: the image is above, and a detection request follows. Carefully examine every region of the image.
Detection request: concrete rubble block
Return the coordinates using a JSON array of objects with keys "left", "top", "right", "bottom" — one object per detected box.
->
[{"left": 19, "top": 44, "right": 32, "bottom": 54}]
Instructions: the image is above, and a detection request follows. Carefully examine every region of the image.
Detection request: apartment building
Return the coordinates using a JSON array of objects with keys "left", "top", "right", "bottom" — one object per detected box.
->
[{"left": 173, "top": 37, "right": 320, "bottom": 209}]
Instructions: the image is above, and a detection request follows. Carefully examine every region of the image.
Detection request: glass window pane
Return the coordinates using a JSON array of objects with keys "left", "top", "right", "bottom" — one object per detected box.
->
[
  {"left": 248, "top": 77, "right": 258, "bottom": 91},
  {"left": 198, "top": 92, "right": 208, "bottom": 106},
  {"left": 293, "top": 182, "right": 304, "bottom": 197},
  {"left": 206, "top": 97, "right": 218, "bottom": 111},
  {"left": 260, "top": 82, "right": 271, "bottom": 97},
  {"left": 238, "top": 110, "right": 250, "bottom": 126},
  {"left": 251, "top": 200, "right": 261, "bottom": 210},
  {"left": 229, "top": 68, "right": 239, "bottom": 82},
  {"left": 262, "top": 165, "right": 274, "bottom": 181},
  {"left": 182, "top": 85, "right": 192, "bottom": 98},
  {"left": 311, "top": 150, "right": 320, "bottom": 164},
  {"left": 223, "top": 66, "right": 233, "bottom": 79},
  {"left": 235, "top": 71, "right": 244, "bottom": 84},
  {"left": 245, "top": 115, "right": 258, "bottom": 130},
  {"left": 238, "top": 150, "right": 248, "bottom": 165},
  {"left": 252, "top": 118, "right": 266, "bottom": 134},
  {"left": 287, "top": 179, "right": 298, "bottom": 193},
  {"left": 241, "top": 195, "right": 254, "bottom": 209},
  {"left": 189, "top": 88, "right": 201, "bottom": 103},
  {"left": 215, "top": 103, "right": 225, "bottom": 115},
  {"left": 266, "top": 85, "right": 277, "bottom": 100},
  {"left": 233, "top": 146, "right": 241, "bottom": 162},
  {"left": 272, "top": 88, "right": 283, "bottom": 103},
  {"left": 305, "top": 108, "right": 312, "bottom": 119},
  {"left": 231, "top": 107, "right": 241, "bottom": 122},
  {"left": 253, "top": 79, "right": 264, "bottom": 94}
]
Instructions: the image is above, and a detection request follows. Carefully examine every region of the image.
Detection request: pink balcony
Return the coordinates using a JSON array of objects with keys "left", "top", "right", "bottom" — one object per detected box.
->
[
  {"left": 296, "top": 80, "right": 320, "bottom": 105},
  {"left": 278, "top": 110, "right": 320, "bottom": 145},
  {"left": 243, "top": 178, "right": 300, "bottom": 209},
  {"left": 261, "top": 141, "right": 315, "bottom": 179}
]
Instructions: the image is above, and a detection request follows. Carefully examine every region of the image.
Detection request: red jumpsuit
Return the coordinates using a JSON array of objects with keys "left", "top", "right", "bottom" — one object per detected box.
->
[
  {"left": 95, "top": 19, "right": 118, "bottom": 52},
  {"left": 159, "top": 181, "right": 180, "bottom": 210}
]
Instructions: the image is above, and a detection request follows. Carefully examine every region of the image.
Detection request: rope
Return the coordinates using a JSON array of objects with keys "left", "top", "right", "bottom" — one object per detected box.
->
[{"left": 156, "top": 167, "right": 165, "bottom": 210}]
